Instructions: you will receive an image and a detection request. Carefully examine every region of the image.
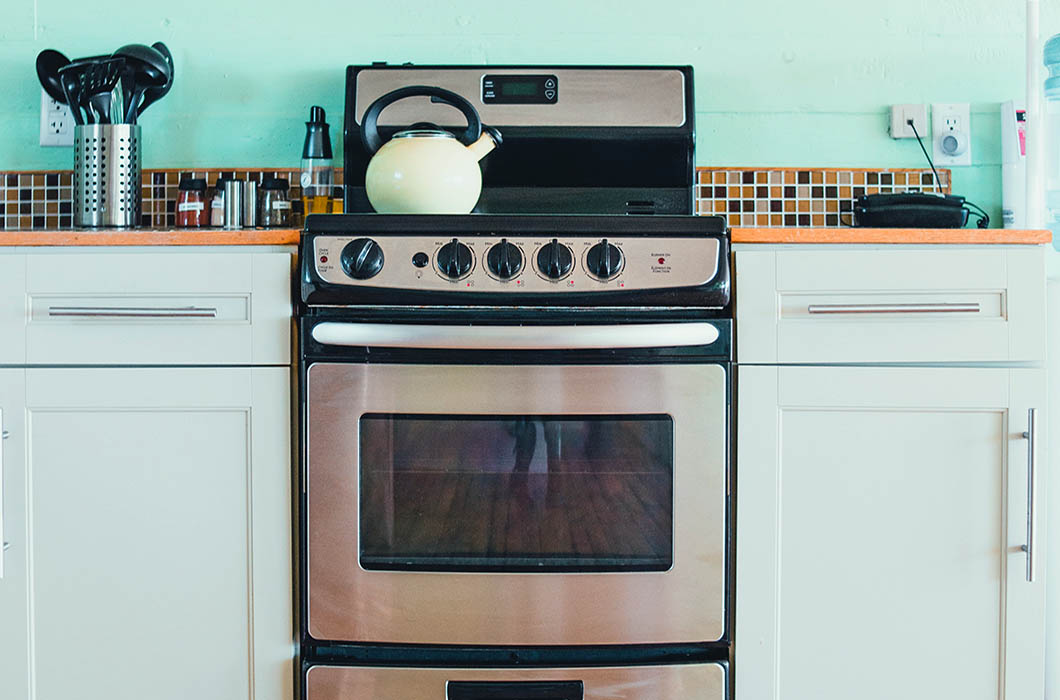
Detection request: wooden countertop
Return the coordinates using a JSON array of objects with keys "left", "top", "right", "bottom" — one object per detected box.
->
[
  {"left": 730, "top": 227, "right": 1052, "bottom": 244},
  {"left": 0, "top": 227, "right": 1050, "bottom": 247},
  {"left": 0, "top": 228, "right": 300, "bottom": 246}
]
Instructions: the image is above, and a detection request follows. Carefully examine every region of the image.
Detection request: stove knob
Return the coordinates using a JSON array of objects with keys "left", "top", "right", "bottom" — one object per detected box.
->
[
  {"left": 486, "top": 239, "right": 524, "bottom": 279},
  {"left": 436, "top": 238, "right": 473, "bottom": 279},
  {"left": 536, "top": 239, "right": 574, "bottom": 280},
  {"left": 585, "top": 239, "right": 623, "bottom": 280},
  {"left": 340, "top": 238, "right": 384, "bottom": 280}
]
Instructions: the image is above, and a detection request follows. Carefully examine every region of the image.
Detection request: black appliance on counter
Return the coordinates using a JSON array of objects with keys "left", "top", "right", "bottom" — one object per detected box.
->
[{"left": 344, "top": 64, "right": 696, "bottom": 215}]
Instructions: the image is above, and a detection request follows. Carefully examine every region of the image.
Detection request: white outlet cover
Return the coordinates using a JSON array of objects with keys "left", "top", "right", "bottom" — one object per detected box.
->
[
  {"left": 931, "top": 102, "right": 972, "bottom": 166},
  {"left": 39, "top": 88, "right": 74, "bottom": 147}
]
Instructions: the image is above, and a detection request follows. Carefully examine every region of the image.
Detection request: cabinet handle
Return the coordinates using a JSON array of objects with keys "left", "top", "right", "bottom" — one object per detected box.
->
[
  {"left": 1, "top": 543, "right": 8, "bottom": 551},
  {"left": 806, "top": 303, "right": 981, "bottom": 315},
  {"left": 1020, "top": 408, "right": 1038, "bottom": 583},
  {"left": 47, "top": 306, "right": 218, "bottom": 318}
]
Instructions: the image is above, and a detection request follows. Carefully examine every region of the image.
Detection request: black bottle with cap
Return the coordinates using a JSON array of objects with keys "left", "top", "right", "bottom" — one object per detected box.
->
[{"left": 301, "top": 106, "right": 334, "bottom": 216}]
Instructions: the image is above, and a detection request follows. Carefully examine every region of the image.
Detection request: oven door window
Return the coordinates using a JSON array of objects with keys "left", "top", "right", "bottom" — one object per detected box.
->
[{"left": 359, "top": 414, "right": 674, "bottom": 573}]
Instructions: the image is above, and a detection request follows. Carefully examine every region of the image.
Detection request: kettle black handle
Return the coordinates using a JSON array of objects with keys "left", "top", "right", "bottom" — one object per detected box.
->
[{"left": 360, "top": 86, "right": 483, "bottom": 154}]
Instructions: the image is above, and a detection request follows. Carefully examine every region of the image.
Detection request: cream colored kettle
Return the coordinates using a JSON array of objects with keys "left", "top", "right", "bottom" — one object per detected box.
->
[{"left": 360, "top": 86, "right": 502, "bottom": 214}]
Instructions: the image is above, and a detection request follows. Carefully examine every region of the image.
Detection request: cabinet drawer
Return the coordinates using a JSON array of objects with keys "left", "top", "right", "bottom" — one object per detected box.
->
[
  {"left": 735, "top": 247, "right": 1046, "bottom": 363},
  {"left": 24, "top": 251, "right": 291, "bottom": 365}
]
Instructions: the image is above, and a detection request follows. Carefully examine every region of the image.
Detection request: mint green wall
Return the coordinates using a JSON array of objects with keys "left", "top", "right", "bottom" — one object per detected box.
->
[{"left": 2, "top": 0, "right": 1058, "bottom": 221}]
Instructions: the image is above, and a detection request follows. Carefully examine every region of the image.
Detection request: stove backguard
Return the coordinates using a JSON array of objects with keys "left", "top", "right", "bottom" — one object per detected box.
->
[{"left": 344, "top": 65, "right": 695, "bottom": 215}]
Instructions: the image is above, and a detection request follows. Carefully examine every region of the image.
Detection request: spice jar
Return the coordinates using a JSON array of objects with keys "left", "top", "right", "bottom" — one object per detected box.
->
[
  {"left": 259, "top": 178, "right": 292, "bottom": 227},
  {"left": 210, "top": 177, "right": 232, "bottom": 227},
  {"left": 176, "top": 178, "right": 208, "bottom": 228}
]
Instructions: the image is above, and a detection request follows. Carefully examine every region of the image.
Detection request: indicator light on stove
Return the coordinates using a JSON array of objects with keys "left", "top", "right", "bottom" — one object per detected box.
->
[
  {"left": 658, "top": 257, "right": 666, "bottom": 264},
  {"left": 319, "top": 255, "right": 328, "bottom": 263}
]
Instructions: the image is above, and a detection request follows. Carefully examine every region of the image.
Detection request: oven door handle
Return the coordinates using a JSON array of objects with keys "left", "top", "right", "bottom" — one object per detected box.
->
[{"left": 310, "top": 321, "right": 721, "bottom": 350}]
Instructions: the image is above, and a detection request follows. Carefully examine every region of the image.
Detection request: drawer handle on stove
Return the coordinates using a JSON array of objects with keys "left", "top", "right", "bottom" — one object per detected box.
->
[
  {"left": 447, "top": 681, "right": 584, "bottom": 700},
  {"left": 806, "top": 303, "right": 980, "bottom": 315},
  {"left": 311, "top": 322, "right": 721, "bottom": 350},
  {"left": 47, "top": 306, "right": 219, "bottom": 319}
]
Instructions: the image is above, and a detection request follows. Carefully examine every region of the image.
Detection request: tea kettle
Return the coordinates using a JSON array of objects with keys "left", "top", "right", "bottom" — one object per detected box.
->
[{"left": 360, "top": 86, "right": 502, "bottom": 214}]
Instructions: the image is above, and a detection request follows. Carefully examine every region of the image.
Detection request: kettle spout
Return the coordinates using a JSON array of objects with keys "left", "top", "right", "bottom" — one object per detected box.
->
[{"left": 466, "top": 126, "right": 502, "bottom": 162}]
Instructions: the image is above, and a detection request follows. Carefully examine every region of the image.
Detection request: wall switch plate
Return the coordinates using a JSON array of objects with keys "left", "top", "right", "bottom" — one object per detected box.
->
[
  {"left": 889, "top": 104, "right": 928, "bottom": 139},
  {"left": 931, "top": 102, "right": 972, "bottom": 166},
  {"left": 40, "top": 88, "right": 74, "bottom": 147}
]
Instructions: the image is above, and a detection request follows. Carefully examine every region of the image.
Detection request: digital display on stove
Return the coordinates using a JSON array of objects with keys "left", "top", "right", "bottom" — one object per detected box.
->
[{"left": 482, "top": 74, "right": 558, "bottom": 104}]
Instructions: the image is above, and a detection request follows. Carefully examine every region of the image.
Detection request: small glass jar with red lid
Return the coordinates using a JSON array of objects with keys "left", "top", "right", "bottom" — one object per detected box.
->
[{"left": 176, "top": 177, "right": 209, "bottom": 228}]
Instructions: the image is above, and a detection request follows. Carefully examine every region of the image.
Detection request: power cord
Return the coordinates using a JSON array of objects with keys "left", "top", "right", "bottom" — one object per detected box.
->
[{"left": 907, "top": 118, "right": 989, "bottom": 228}]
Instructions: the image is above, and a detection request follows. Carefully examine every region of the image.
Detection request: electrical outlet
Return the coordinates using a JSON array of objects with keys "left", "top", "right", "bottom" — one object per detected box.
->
[
  {"left": 39, "top": 88, "right": 74, "bottom": 147},
  {"left": 931, "top": 102, "right": 972, "bottom": 166},
  {"left": 889, "top": 104, "right": 928, "bottom": 139}
]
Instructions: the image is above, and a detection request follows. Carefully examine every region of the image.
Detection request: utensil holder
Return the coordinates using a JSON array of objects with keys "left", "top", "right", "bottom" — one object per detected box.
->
[{"left": 73, "top": 124, "right": 141, "bottom": 228}]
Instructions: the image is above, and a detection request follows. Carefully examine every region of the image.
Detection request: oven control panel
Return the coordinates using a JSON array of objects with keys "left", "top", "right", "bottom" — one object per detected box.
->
[{"left": 312, "top": 235, "right": 720, "bottom": 292}]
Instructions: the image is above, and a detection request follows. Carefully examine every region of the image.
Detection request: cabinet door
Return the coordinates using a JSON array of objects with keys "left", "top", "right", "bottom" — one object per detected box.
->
[
  {"left": 736, "top": 366, "right": 1046, "bottom": 700},
  {"left": 22, "top": 368, "right": 292, "bottom": 700},
  {"left": 0, "top": 370, "right": 27, "bottom": 700}
]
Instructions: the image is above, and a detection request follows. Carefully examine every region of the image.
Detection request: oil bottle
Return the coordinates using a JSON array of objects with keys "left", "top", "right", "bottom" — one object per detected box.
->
[{"left": 301, "top": 106, "right": 333, "bottom": 216}]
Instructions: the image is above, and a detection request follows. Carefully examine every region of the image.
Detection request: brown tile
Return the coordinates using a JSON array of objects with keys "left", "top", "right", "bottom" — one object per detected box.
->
[
  {"left": 839, "top": 172, "right": 852, "bottom": 185},
  {"left": 797, "top": 200, "right": 810, "bottom": 212},
  {"left": 756, "top": 214, "right": 768, "bottom": 225},
  {"left": 770, "top": 214, "right": 783, "bottom": 226},
  {"left": 895, "top": 173, "right": 907, "bottom": 185},
  {"left": 811, "top": 172, "right": 824, "bottom": 184},
  {"left": 854, "top": 173, "right": 866, "bottom": 185},
  {"left": 756, "top": 200, "right": 768, "bottom": 212},
  {"left": 756, "top": 186, "right": 768, "bottom": 198},
  {"left": 714, "top": 172, "right": 727, "bottom": 184},
  {"left": 784, "top": 200, "right": 796, "bottom": 212},
  {"left": 866, "top": 187, "right": 879, "bottom": 195},
  {"left": 742, "top": 186, "right": 754, "bottom": 198},
  {"left": 32, "top": 175, "right": 44, "bottom": 187},
  {"left": 46, "top": 202, "right": 58, "bottom": 214},
  {"left": 826, "top": 200, "right": 839, "bottom": 213},
  {"left": 812, "top": 200, "right": 824, "bottom": 213},
  {"left": 812, "top": 214, "right": 825, "bottom": 226},
  {"left": 840, "top": 186, "right": 851, "bottom": 198},
  {"left": 756, "top": 172, "right": 767, "bottom": 184},
  {"left": 797, "top": 186, "right": 809, "bottom": 198},
  {"left": 769, "top": 171, "right": 783, "bottom": 184},
  {"left": 784, "top": 171, "right": 796, "bottom": 184},
  {"left": 727, "top": 172, "right": 740, "bottom": 184},
  {"left": 825, "top": 172, "right": 837, "bottom": 185},
  {"left": 770, "top": 186, "right": 782, "bottom": 198}
]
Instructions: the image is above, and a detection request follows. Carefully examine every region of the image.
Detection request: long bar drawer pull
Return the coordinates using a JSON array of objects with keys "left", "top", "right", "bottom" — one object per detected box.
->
[
  {"left": 1021, "top": 408, "right": 1039, "bottom": 583},
  {"left": 48, "top": 306, "right": 218, "bottom": 318},
  {"left": 807, "top": 302, "right": 980, "bottom": 315}
]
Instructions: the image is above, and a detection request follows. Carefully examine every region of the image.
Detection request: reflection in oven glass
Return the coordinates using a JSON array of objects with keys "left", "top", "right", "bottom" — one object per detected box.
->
[{"left": 359, "top": 414, "right": 674, "bottom": 572}]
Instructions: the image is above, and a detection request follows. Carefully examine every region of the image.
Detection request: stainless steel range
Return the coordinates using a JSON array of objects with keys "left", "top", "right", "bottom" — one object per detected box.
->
[{"left": 298, "top": 213, "right": 732, "bottom": 700}]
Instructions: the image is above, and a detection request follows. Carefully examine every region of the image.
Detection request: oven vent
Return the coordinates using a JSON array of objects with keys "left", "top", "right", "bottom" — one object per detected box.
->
[{"left": 626, "top": 200, "right": 656, "bottom": 215}]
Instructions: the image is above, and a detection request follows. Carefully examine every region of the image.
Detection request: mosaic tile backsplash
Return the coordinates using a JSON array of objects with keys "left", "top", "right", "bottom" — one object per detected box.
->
[
  {"left": 694, "top": 168, "right": 951, "bottom": 227},
  {"left": 1, "top": 166, "right": 947, "bottom": 231}
]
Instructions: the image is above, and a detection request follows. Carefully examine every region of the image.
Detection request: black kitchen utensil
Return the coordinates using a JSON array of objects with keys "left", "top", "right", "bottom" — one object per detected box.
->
[
  {"left": 133, "top": 42, "right": 174, "bottom": 120},
  {"left": 83, "top": 57, "right": 126, "bottom": 124},
  {"left": 113, "top": 44, "right": 170, "bottom": 124},
  {"left": 36, "top": 49, "right": 71, "bottom": 104},
  {"left": 57, "top": 60, "right": 98, "bottom": 125}
]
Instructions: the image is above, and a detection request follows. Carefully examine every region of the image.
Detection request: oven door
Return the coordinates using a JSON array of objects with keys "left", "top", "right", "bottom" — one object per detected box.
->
[
  {"left": 305, "top": 663, "right": 727, "bottom": 700},
  {"left": 306, "top": 360, "right": 727, "bottom": 646}
]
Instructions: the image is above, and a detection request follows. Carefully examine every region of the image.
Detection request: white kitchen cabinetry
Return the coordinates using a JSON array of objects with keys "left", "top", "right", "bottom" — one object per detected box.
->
[
  {"left": 0, "top": 248, "right": 294, "bottom": 700},
  {"left": 735, "top": 244, "right": 1048, "bottom": 700}
]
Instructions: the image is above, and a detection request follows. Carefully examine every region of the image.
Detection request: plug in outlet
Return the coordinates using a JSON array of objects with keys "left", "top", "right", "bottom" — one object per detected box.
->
[
  {"left": 931, "top": 103, "right": 972, "bottom": 166},
  {"left": 39, "top": 89, "right": 74, "bottom": 147},
  {"left": 889, "top": 104, "right": 928, "bottom": 139}
]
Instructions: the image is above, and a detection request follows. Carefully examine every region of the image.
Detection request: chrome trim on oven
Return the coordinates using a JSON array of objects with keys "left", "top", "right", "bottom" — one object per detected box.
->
[{"left": 311, "top": 321, "right": 720, "bottom": 350}]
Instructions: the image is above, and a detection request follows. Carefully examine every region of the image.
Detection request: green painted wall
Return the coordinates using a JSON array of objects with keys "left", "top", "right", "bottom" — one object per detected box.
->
[{"left": 2, "top": 0, "right": 1058, "bottom": 222}]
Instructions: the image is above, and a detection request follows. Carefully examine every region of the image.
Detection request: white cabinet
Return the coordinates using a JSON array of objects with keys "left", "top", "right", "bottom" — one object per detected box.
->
[
  {"left": 0, "top": 247, "right": 295, "bottom": 700},
  {"left": 0, "top": 370, "right": 28, "bottom": 700},
  {"left": 6, "top": 367, "right": 292, "bottom": 700},
  {"left": 736, "top": 366, "right": 1046, "bottom": 700}
]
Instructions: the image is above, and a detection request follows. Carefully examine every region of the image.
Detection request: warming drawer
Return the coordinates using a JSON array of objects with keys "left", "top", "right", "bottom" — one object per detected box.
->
[{"left": 305, "top": 663, "right": 727, "bottom": 700}]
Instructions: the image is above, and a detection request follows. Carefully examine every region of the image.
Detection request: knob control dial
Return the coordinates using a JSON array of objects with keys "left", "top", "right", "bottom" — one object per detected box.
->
[
  {"left": 536, "top": 239, "right": 574, "bottom": 280},
  {"left": 436, "top": 238, "right": 474, "bottom": 279},
  {"left": 340, "top": 238, "right": 385, "bottom": 280},
  {"left": 585, "top": 239, "right": 623, "bottom": 280},
  {"left": 486, "top": 239, "right": 524, "bottom": 280}
]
